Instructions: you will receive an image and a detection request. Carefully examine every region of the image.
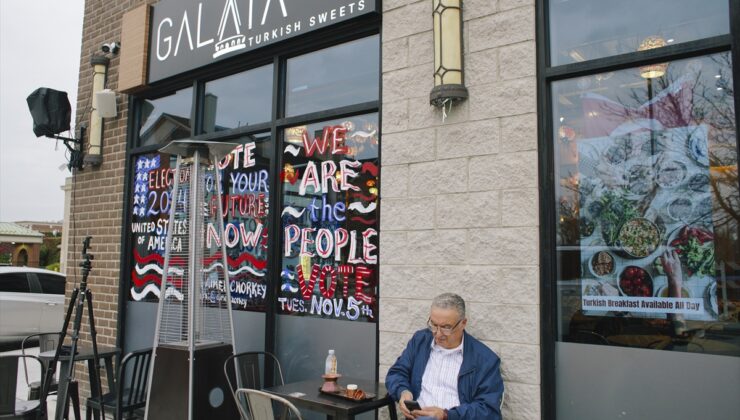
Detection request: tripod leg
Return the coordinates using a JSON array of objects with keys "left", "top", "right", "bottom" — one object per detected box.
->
[
  {"left": 55, "top": 288, "right": 85, "bottom": 420},
  {"left": 68, "top": 381, "right": 81, "bottom": 420},
  {"left": 85, "top": 290, "right": 107, "bottom": 420},
  {"left": 58, "top": 286, "right": 87, "bottom": 420},
  {"left": 42, "top": 288, "right": 78, "bottom": 401}
]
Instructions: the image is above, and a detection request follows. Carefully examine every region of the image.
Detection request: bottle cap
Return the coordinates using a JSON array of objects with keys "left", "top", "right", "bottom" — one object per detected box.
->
[{"left": 329, "top": 349, "right": 335, "bottom": 354}]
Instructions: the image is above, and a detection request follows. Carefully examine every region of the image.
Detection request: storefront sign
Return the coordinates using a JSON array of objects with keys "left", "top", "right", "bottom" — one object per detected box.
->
[{"left": 149, "top": 0, "right": 377, "bottom": 82}]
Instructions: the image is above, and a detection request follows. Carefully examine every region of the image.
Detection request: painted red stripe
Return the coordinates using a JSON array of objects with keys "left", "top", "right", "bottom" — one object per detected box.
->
[
  {"left": 349, "top": 216, "right": 377, "bottom": 225},
  {"left": 349, "top": 192, "right": 377, "bottom": 201},
  {"left": 361, "top": 162, "right": 379, "bottom": 176}
]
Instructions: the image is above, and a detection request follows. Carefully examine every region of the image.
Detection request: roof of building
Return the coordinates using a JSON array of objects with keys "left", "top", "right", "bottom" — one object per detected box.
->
[{"left": 0, "top": 222, "right": 44, "bottom": 243}]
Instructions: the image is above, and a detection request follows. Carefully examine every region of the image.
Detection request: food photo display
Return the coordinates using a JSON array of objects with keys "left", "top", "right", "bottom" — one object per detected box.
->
[{"left": 576, "top": 125, "right": 719, "bottom": 321}]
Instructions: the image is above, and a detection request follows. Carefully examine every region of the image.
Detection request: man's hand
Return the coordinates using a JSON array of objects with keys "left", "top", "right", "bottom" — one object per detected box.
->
[
  {"left": 398, "top": 390, "right": 414, "bottom": 419},
  {"left": 414, "top": 406, "right": 446, "bottom": 419}
]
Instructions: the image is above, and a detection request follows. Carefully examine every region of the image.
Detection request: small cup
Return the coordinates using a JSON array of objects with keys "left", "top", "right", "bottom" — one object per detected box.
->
[{"left": 346, "top": 384, "right": 358, "bottom": 391}]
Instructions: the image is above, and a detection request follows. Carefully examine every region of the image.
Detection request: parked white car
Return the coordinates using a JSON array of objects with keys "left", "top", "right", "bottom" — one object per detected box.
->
[{"left": 0, "top": 267, "right": 66, "bottom": 343}]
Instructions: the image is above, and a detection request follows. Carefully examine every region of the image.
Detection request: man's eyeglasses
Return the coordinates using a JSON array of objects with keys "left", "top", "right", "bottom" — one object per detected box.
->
[{"left": 427, "top": 317, "right": 463, "bottom": 335}]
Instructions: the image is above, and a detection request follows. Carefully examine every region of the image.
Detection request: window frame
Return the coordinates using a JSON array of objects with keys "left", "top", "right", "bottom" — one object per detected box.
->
[{"left": 537, "top": 0, "right": 740, "bottom": 417}]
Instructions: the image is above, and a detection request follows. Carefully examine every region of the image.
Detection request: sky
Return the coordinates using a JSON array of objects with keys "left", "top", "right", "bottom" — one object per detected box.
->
[{"left": 0, "top": 0, "right": 84, "bottom": 222}]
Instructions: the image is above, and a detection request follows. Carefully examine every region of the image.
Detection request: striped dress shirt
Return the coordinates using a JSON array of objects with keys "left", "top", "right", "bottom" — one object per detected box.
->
[{"left": 417, "top": 336, "right": 464, "bottom": 409}]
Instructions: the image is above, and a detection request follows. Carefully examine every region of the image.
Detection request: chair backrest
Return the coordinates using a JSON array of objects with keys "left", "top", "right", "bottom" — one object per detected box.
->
[
  {"left": 0, "top": 354, "right": 45, "bottom": 416},
  {"left": 235, "top": 388, "right": 302, "bottom": 420},
  {"left": 224, "top": 351, "right": 285, "bottom": 395},
  {"left": 115, "top": 348, "right": 153, "bottom": 420},
  {"left": 225, "top": 352, "right": 285, "bottom": 420},
  {"left": 21, "top": 332, "right": 61, "bottom": 385}
]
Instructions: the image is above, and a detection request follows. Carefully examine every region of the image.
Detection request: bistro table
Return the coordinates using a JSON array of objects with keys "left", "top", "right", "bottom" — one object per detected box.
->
[
  {"left": 264, "top": 377, "right": 398, "bottom": 420},
  {"left": 39, "top": 345, "right": 120, "bottom": 420}
]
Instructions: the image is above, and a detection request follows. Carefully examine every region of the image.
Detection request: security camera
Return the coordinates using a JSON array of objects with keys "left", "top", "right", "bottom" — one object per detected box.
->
[{"left": 101, "top": 42, "right": 120, "bottom": 54}]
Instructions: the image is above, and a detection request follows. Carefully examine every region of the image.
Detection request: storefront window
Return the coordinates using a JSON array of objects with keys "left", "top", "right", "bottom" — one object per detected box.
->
[
  {"left": 138, "top": 88, "right": 193, "bottom": 147},
  {"left": 128, "top": 133, "right": 272, "bottom": 313},
  {"left": 285, "top": 35, "right": 379, "bottom": 117},
  {"left": 279, "top": 113, "right": 379, "bottom": 322},
  {"left": 549, "top": 0, "right": 729, "bottom": 65},
  {"left": 552, "top": 52, "right": 739, "bottom": 356},
  {"left": 203, "top": 65, "right": 273, "bottom": 133}
]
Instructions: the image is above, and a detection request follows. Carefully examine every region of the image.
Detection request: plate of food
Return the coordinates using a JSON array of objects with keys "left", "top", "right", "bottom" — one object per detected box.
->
[
  {"left": 588, "top": 250, "right": 616, "bottom": 278},
  {"left": 319, "top": 386, "right": 375, "bottom": 401},
  {"left": 655, "top": 285, "right": 690, "bottom": 298},
  {"left": 667, "top": 197, "right": 693, "bottom": 222},
  {"left": 597, "top": 191, "right": 639, "bottom": 246},
  {"left": 619, "top": 266, "right": 653, "bottom": 297},
  {"left": 626, "top": 163, "right": 654, "bottom": 197},
  {"left": 687, "top": 173, "right": 710, "bottom": 193},
  {"left": 617, "top": 218, "right": 661, "bottom": 259},
  {"left": 580, "top": 217, "right": 595, "bottom": 238},
  {"left": 688, "top": 133, "right": 709, "bottom": 167},
  {"left": 583, "top": 279, "right": 620, "bottom": 297},
  {"left": 656, "top": 157, "right": 688, "bottom": 189},
  {"left": 668, "top": 225, "right": 715, "bottom": 277}
]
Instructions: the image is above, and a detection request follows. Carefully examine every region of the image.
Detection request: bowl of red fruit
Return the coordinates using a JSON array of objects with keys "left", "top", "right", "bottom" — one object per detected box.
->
[{"left": 618, "top": 265, "right": 653, "bottom": 297}]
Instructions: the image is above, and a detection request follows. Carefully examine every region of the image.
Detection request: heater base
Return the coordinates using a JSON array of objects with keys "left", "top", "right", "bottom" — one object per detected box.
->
[{"left": 146, "top": 342, "right": 237, "bottom": 419}]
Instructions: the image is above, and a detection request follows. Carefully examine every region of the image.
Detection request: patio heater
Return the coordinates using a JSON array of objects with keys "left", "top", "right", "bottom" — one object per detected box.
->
[{"left": 144, "top": 140, "right": 239, "bottom": 420}]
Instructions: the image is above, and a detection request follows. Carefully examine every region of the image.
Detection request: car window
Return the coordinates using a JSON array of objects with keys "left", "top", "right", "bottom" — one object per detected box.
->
[
  {"left": 0, "top": 272, "right": 31, "bottom": 292},
  {"left": 37, "top": 273, "right": 66, "bottom": 295}
]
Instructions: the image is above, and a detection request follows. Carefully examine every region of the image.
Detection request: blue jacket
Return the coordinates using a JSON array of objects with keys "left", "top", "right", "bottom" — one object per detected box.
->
[{"left": 385, "top": 329, "right": 504, "bottom": 420}]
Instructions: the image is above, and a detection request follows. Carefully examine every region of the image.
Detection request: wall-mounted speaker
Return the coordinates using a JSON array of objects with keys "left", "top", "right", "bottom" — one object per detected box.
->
[
  {"left": 26, "top": 88, "right": 71, "bottom": 137},
  {"left": 95, "top": 89, "right": 117, "bottom": 118}
]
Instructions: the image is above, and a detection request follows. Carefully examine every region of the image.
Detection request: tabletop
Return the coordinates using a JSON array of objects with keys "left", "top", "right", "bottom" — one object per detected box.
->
[
  {"left": 264, "top": 377, "right": 398, "bottom": 420},
  {"left": 39, "top": 345, "right": 120, "bottom": 420},
  {"left": 39, "top": 345, "right": 120, "bottom": 362}
]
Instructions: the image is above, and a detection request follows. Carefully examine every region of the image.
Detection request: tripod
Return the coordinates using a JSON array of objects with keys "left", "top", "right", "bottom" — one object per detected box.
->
[{"left": 41, "top": 237, "right": 106, "bottom": 420}]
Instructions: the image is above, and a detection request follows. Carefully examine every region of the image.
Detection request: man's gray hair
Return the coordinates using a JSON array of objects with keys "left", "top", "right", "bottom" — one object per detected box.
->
[{"left": 431, "top": 293, "right": 466, "bottom": 319}]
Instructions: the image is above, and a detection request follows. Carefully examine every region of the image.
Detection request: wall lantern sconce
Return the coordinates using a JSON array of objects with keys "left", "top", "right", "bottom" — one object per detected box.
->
[
  {"left": 85, "top": 55, "right": 116, "bottom": 166},
  {"left": 430, "top": 0, "right": 468, "bottom": 108},
  {"left": 638, "top": 36, "right": 668, "bottom": 79}
]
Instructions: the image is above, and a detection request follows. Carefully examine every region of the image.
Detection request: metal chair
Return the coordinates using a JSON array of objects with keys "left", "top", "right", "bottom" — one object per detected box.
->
[
  {"left": 234, "top": 389, "right": 302, "bottom": 420},
  {"left": 84, "top": 348, "right": 152, "bottom": 420},
  {"left": 21, "top": 333, "right": 61, "bottom": 400},
  {"left": 0, "top": 354, "right": 47, "bottom": 420},
  {"left": 224, "top": 352, "right": 285, "bottom": 420}
]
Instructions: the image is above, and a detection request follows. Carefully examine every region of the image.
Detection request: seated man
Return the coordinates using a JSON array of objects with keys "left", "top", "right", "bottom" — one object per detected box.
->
[{"left": 386, "top": 293, "right": 504, "bottom": 419}]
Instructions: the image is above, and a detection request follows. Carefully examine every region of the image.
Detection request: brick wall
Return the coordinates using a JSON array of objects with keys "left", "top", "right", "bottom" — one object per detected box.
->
[
  {"left": 378, "top": 1, "right": 540, "bottom": 419},
  {"left": 66, "top": 0, "right": 156, "bottom": 397}
]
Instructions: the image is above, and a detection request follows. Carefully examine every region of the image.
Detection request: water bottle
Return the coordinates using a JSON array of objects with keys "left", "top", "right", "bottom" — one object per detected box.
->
[{"left": 325, "top": 349, "right": 337, "bottom": 374}]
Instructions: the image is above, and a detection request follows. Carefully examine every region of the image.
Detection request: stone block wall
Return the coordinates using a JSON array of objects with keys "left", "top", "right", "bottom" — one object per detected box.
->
[{"left": 379, "top": 1, "right": 540, "bottom": 419}]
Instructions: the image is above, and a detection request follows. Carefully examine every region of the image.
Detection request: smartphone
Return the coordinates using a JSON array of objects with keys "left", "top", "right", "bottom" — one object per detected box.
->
[{"left": 404, "top": 400, "right": 422, "bottom": 411}]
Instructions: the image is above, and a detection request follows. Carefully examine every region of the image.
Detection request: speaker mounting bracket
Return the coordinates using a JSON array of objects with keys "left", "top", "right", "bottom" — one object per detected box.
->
[{"left": 51, "top": 125, "right": 86, "bottom": 171}]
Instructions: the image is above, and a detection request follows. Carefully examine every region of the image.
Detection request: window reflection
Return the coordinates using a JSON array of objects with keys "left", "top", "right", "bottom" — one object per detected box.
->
[
  {"left": 138, "top": 88, "right": 193, "bottom": 147},
  {"left": 553, "top": 53, "right": 739, "bottom": 357},
  {"left": 549, "top": 0, "right": 729, "bottom": 65},
  {"left": 204, "top": 65, "right": 273, "bottom": 133},
  {"left": 286, "top": 35, "right": 379, "bottom": 117}
]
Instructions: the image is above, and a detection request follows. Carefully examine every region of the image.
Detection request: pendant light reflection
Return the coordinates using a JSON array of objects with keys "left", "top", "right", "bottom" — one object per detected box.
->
[{"left": 638, "top": 36, "right": 668, "bottom": 79}]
